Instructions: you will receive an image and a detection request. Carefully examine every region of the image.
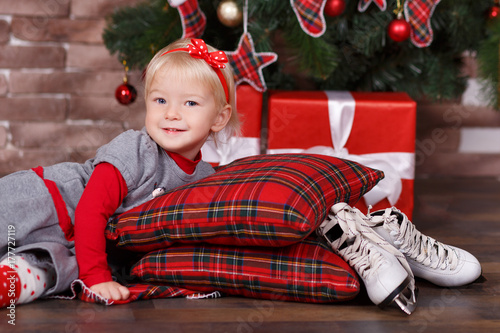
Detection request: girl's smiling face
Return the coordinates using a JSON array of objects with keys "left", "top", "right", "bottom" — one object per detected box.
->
[{"left": 145, "top": 67, "right": 231, "bottom": 161}]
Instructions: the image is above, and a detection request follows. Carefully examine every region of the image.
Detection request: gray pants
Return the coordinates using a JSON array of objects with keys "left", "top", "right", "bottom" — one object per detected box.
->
[{"left": 0, "top": 169, "right": 78, "bottom": 296}]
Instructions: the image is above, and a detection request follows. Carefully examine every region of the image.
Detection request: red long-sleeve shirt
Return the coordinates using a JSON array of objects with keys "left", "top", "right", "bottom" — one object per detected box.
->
[
  {"left": 74, "top": 162, "right": 128, "bottom": 287},
  {"left": 75, "top": 152, "right": 200, "bottom": 287}
]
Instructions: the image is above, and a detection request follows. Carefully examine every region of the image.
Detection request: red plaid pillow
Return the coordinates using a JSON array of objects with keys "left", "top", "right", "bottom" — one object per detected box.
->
[
  {"left": 105, "top": 154, "right": 383, "bottom": 252},
  {"left": 130, "top": 238, "right": 360, "bottom": 303}
]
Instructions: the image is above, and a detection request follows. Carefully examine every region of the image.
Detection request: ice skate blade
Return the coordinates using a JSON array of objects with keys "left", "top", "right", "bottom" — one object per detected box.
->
[
  {"left": 377, "top": 277, "right": 418, "bottom": 315},
  {"left": 393, "top": 285, "right": 418, "bottom": 315}
]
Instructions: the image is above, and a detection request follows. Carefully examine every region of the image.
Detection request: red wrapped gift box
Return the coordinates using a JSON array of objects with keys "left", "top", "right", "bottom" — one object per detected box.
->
[
  {"left": 202, "top": 84, "right": 262, "bottom": 166},
  {"left": 266, "top": 90, "right": 416, "bottom": 218}
]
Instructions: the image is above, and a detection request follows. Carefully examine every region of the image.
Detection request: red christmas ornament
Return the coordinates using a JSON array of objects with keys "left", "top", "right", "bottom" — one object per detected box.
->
[
  {"left": 388, "top": 18, "right": 411, "bottom": 42},
  {"left": 488, "top": 5, "right": 500, "bottom": 20},
  {"left": 324, "top": 0, "right": 346, "bottom": 17},
  {"left": 115, "top": 60, "right": 137, "bottom": 105},
  {"left": 115, "top": 82, "right": 137, "bottom": 105}
]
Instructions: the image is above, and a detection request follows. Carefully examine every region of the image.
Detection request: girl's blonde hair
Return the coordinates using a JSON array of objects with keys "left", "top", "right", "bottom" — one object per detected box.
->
[{"left": 144, "top": 38, "right": 241, "bottom": 143}]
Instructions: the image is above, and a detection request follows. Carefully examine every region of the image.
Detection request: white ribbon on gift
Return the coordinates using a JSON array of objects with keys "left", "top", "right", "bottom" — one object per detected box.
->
[
  {"left": 201, "top": 136, "right": 260, "bottom": 166},
  {"left": 267, "top": 91, "right": 415, "bottom": 206}
]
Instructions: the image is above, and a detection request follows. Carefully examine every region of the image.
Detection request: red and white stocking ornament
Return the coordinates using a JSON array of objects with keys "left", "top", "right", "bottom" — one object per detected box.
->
[
  {"left": 324, "top": 0, "right": 346, "bottom": 17},
  {"left": 404, "top": 0, "right": 442, "bottom": 48},
  {"left": 168, "top": 0, "right": 206, "bottom": 38},
  {"left": 290, "top": 0, "right": 327, "bottom": 37}
]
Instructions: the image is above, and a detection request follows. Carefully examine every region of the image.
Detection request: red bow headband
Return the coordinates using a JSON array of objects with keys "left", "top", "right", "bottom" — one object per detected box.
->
[{"left": 161, "top": 39, "right": 230, "bottom": 104}]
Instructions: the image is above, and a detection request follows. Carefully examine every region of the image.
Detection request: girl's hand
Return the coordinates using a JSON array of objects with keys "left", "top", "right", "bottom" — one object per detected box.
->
[{"left": 90, "top": 281, "right": 130, "bottom": 301}]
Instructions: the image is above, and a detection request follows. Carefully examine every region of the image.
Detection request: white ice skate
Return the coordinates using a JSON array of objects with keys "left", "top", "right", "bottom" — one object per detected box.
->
[
  {"left": 318, "top": 203, "right": 418, "bottom": 315},
  {"left": 367, "top": 207, "right": 482, "bottom": 287}
]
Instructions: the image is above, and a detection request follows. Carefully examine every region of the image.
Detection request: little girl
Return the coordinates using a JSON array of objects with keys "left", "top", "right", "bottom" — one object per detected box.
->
[
  {"left": 0, "top": 38, "right": 481, "bottom": 313},
  {"left": 0, "top": 38, "right": 240, "bottom": 305}
]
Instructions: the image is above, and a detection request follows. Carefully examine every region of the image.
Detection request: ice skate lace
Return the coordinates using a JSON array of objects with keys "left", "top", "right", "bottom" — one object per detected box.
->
[
  {"left": 338, "top": 232, "right": 386, "bottom": 280},
  {"left": 322, "top": 204, "right": 413, "bottom": 285},
  {"left": 380, "top": 211, "right": 459, "bottom": 271},
  {"left": 320, "top": 211, "right": 385, "bottom": 280}
]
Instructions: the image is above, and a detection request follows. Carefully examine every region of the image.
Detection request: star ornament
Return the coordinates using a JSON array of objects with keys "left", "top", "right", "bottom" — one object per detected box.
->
[{"left": 226, "top": 33, "right": 278, "bottom": 92}]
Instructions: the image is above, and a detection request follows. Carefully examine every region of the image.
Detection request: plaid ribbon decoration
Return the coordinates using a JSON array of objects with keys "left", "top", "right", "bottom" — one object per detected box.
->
[
  {"left": 226, "top": 33, "right": 278, "bottom": 92},
  {"left": 358, "top": 0, "right": 387, "bottom": 12},
  {"left": 404, "top": 0, "right": 442, "bottom": 48},
  {"left": 170, "top": 0, "right": 206, "bottom": 38},
  {"left": 131, "top": 237, "right": 360, "bottom": 303},
  {"left": 290, "top": 0, "right": 327, "bottom": 37},
  {"left": 105, "top": 154, "right": 383, "bottom": 253}
]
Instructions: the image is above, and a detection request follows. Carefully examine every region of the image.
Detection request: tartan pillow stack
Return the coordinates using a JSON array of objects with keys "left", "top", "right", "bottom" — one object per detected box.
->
[
  {"left": 131, "top": 237, "right": 360, "bottom": 303},
  {"left": 105, "top": 154, "right": 383, "bottom": 252}
]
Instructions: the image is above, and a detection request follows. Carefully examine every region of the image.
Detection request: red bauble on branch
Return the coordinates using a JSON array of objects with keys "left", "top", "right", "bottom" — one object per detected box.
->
[
  {"left": 388, "top": 17, "right": 411, "bottom": 42},
  {"left": 324, "top": 0, "right": 346, "bottom": 17},
  {"left": 115, "top": 60, "right": 137, "bottom": 105},
  {"left": 488, "top": 5, "right": 500, "bottom": 20},
  {"left": 115, "top": 82, "right": 137, "bottom": 105}
]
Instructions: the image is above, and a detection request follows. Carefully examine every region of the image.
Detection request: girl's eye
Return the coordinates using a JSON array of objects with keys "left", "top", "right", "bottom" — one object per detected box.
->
[
  {"left": 155, "top": 98, "right": 166, "bottom": 104},
  {"left": 186, "top": 101, "right": 198, "bottom": 107}
]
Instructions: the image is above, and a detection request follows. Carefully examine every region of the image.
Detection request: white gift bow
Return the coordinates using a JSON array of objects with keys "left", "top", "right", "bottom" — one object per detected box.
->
[
  {"left": 268, "top": 91, "right": 415, "bottom": 206},
  {"left": 201, "top": 136, "right": 260, "bottom": 166}
]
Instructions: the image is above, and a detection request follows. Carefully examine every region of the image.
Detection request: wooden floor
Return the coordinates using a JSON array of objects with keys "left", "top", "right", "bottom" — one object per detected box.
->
[{"left": 1, "top": 177, "right": 499, "bottom": 333}]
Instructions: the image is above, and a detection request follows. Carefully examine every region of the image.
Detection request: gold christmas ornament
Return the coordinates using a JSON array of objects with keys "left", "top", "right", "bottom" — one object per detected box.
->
[{"left": 217, "top": 0, "right": 243, "bottom": 27}]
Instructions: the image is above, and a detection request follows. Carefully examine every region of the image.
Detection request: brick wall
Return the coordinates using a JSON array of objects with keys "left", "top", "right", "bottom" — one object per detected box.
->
[{"left": 0, "top": 0, "right": 145, "bottom": 176}]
